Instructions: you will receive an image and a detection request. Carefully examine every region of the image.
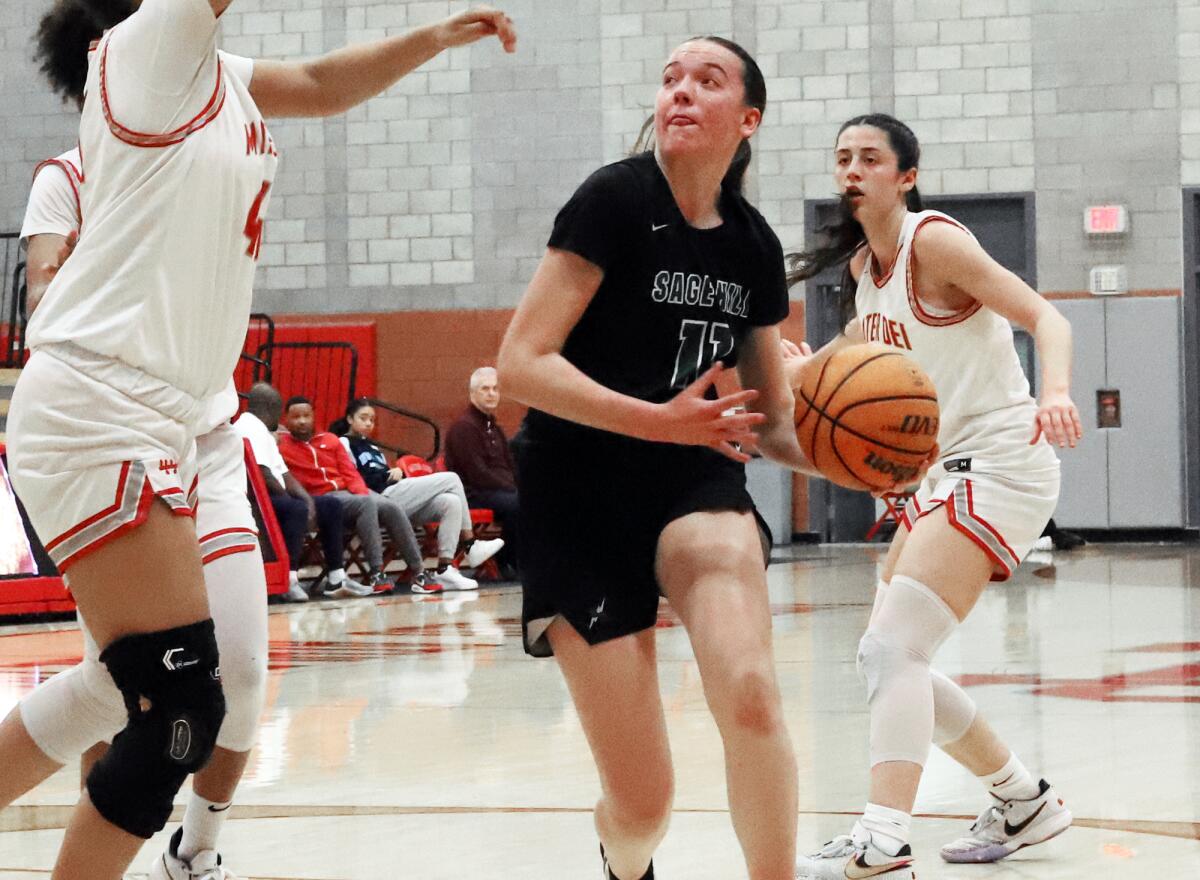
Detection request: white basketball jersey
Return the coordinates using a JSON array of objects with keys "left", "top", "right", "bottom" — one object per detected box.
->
[
  {"left": 854, "top": 210, "right": 1055, "bottom": 469},
  {"left": 20, "top": 148, "right": 83, "bottom": 240},
  {"left": 26, "top": 10, "right": 278, "bottom": 404}
]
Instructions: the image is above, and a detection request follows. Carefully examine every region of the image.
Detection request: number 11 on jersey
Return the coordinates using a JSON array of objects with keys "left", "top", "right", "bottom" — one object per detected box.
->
[{"left": 671, "top": 319, "right": 734, "bottom": 389}]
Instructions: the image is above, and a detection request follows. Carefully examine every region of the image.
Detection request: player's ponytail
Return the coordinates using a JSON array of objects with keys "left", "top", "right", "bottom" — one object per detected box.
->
[
  {"left": 35, "top": 0, "right": 136, "bottom": 107},
  {"left": 787, "top": 114, "right": 923, "bottom": 326}
]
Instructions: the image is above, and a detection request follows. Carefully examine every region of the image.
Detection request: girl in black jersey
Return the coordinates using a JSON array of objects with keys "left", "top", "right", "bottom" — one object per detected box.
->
[{"left": 498, "top": 37, "right": 811, "bottom": 880}]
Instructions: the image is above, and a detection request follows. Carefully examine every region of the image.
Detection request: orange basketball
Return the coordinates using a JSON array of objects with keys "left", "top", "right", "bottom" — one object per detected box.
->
[{"left": 794, "top": 343, "right": 939, "bottom": 492}]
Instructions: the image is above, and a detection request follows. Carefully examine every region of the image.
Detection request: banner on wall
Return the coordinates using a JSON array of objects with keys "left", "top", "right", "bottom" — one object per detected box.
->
[{"left": 0, "top": 457, "right": 36, "bottom": 577}]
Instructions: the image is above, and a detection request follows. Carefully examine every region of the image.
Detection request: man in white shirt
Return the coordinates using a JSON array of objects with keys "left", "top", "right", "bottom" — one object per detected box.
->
[{"left": 234, "top": 383, "right": 367, "bottom": 600}]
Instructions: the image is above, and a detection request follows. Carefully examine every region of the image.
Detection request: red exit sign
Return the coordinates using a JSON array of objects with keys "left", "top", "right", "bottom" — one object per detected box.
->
[{"left": 1084, "top": 205, "right": 1128, "bottom": 235}]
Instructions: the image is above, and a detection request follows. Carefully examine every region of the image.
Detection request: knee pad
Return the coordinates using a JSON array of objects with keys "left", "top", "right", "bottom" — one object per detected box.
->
[
  {"left": 206, "top": 552, "right": 269, "bottom": 753},
  {"left": 20, "top": 658, "right": 127, "bottom": 765},
  {"left": 86, "top": 619, "right": 226, "bottom": 839},
  {"left": 857, "top": 576, "right": 958, "bottom": 767},
  {"left": 931, "top": 668, "right": 977, "bottom": 746}
]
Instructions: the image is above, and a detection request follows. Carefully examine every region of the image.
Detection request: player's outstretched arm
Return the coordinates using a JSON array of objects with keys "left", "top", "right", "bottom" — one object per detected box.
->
[
  {"left": 913, "top": 221, "right": 1082, "bottom": 449},
  {"left": 248, "top": 6, "right": 517, "bottom": 118}
]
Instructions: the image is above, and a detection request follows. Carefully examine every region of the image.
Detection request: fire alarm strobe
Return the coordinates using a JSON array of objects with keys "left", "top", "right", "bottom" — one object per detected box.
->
[
  {"left": 1089, "top": 265, "right": 1127, "bottom": 296},
  {"left": 1084, "top": 205, "right": 1128, "bottom": 235}
]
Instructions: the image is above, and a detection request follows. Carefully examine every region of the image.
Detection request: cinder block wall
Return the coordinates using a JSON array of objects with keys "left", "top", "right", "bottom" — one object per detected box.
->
[{"left": 4, "top": 1, "right": 1194, "bottom": 307}]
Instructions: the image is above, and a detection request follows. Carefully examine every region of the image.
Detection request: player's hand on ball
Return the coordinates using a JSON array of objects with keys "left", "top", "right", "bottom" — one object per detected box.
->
[
  {"left": 871, "top": 442, "right": 940, "bottom": 497},
  {"left": 435, "top": 6, "right": 517, "bottom": 53},
  {"left": 657, "top": 363, "right": 766, "bottom": 464},
  {"left": 779, "top": 338, "right": 814, "bottom": 388},
  {"left": 1031, "top": 390, "right": 1082, "bottom": 449}
]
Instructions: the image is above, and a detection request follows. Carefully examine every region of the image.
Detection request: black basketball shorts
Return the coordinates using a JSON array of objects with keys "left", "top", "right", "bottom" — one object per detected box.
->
[{"left": 513, "top": 431, "right": 772, "bottom": 657}]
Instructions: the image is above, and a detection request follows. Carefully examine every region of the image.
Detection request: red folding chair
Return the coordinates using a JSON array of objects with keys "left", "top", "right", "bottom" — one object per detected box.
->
[{"left": 865, "top": 492, "right": 911, "bottom": 542}]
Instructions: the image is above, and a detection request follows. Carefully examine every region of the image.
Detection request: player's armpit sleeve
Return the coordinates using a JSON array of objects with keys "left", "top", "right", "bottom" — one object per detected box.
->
[
  {"left": 103, "top": 0, "right": 221, "bottom": 131},
  {"left": 21, "top": 167, "right": 79, "bottom": 241},
  {"left": 547, "top": 163, "right": 639, "bottom": 274}
]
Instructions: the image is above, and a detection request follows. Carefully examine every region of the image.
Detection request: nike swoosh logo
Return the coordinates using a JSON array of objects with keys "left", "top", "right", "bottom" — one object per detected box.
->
[
  {"left": 207, "top": 803, "right": 232, "bottom": 813},
  {"left": 843, "top": 854, "right": 913, "bottom": 879},
  {"left": 651, "top": 223, "right": 669, "bottom": 231},
  {"left": 1004, "top": 801, "right": 1046, "bottom": 837},
  {"left": 991, "top": 771, "right": 1015, "bottom": 787}
]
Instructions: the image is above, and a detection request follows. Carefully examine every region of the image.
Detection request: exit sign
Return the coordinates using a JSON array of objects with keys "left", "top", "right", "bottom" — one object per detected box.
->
[{"left": 1084, "top": 205, "right": 1128, "bottom": 235}]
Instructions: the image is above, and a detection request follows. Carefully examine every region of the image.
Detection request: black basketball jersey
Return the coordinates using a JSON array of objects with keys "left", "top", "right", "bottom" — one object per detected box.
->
[{"left": 523, "top": 151, "right": 790, "bottom": 444}]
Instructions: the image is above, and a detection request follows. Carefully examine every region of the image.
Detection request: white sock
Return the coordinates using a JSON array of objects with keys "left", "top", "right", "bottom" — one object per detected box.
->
[
  {"left": 980, "top": 752, "right": 1040, "bottom": 800},
  {"left": 858, "top": 802, "right": 911, "bottom": 856},
  {"left": 178, "top": 791, "right": 232, "bottom": 861},
  {"left": 289, "top": 570, "right": 300, "bottom": 587},
  {"left": 328, "top": 568, "right": 346, "bottom": 585}
]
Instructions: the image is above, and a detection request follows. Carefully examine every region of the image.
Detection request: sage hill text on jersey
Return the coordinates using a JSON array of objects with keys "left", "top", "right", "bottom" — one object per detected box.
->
[{"left": 651, "top": 271, "right": 752, "bottom": 317}]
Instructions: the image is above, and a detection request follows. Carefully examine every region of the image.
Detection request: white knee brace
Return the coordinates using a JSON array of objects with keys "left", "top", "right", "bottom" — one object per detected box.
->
[
  {"left": 20, "top": 652, "right": 126, "bottom": 765},
  {"left": 931, "top": 668, "right": 977, "bottom": 746},
  {"left": 857, "top": 575, "right": 958, "bottom": 767},
  {"left": 205, "top": 552, "right": 269, "bottom": 753}
]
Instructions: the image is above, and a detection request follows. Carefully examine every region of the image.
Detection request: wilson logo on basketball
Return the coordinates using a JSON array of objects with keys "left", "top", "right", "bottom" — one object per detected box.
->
[
  {"left": 894, "top": 414, "right": 939, "bottom": 436},
  {"left": 862, "top": 451, "right": 920, "bottom": 483}
]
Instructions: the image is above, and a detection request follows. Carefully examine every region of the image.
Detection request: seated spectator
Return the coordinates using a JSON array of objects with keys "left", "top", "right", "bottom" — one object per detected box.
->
[
  {"left": 235, "top": 383, "right": 369, "bottom": 600},
  {"left": 338, "top": 399, "right": 504, "bottom": 584},
  {"left": 444, "top": 366, "right": 520, "bottom": 578},
  {"left": 278, "top": 395, "right": 440, "bottom": 594}
]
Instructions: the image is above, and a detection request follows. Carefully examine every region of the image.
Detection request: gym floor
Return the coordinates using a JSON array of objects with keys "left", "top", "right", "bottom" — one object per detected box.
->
[{"left": 1, "top": 543, "right": 1197, "bottom": 878}]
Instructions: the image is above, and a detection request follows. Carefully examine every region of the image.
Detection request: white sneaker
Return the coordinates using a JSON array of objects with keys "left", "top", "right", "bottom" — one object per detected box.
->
[
  {"left": 940, "top": 778, "right": 1072, "bottom": 863},
  {"left": 795, "top": 830, "right": 914, "bottom": 879},
  {"left": 284, "top": 580, "right": 309, "bottom": 603},
  {"left": 1032, "top": 536, "right": 1054, "bottom": 551},
  {"left": 150, "top": 828, "right": 238, "bottom": 880},
  {"left": 432, "top": 566, "right": 479, "bottom": 591},
  {"left": 463, "top": 537, "right": 504, "bottom": 568},
  {"left": 319, "top": 574, "right": 371, "bottom": 598}
]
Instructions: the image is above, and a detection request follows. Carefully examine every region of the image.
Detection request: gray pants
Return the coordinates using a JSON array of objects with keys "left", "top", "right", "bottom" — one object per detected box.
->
[
  {"left": 381, "top": 472, "right": 470, "bottom": 559},
  {"left": 327, "top": 490, "right": 422, "bottom": 572}
]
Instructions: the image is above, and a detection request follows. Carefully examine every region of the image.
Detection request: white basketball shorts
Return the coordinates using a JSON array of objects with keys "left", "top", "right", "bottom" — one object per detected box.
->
[{"left": 900, "top": 455, "right": 1060, "bottom": 582}]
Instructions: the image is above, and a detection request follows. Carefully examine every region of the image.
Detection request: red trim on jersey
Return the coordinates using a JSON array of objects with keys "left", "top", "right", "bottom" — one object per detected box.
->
[
  {"left": 869, "top": 242, "right": 902, "bottom": 288},
  {"left": 98, "top": 38, "right": 227, "bottom": 149},
  {"left": 201, "top": 544, "right": 258, "bottom": 565},
  {"left": 32, "top": 159, "right": 83, "bottom": 227},
  {"left": 906, "top": 215, "right": 984, "bottom": 327},
  {"left": 55, "top": 479, "right": 157, "bottom": 573}
]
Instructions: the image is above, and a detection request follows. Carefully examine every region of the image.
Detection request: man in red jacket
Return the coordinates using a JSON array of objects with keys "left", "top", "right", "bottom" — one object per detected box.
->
[
  {"left": 444, "top": 367, "right": 520, "bottom": 576},
  {"left": 280, "top": 396, "right": 435, "bottom": 593}
]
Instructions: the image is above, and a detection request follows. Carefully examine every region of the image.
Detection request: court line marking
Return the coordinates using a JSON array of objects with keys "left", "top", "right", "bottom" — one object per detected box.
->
[{"left": 3, "top": 804, "right": 1196, "bottom": 841}]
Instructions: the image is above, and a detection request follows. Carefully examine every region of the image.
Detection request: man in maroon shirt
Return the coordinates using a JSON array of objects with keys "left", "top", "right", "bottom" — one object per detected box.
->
[
  {"left": 280, "top": 396, "right": 435, "bottom": 593},
  {"left": 444, "top": 367, "right": 520, "bottom": 575}
]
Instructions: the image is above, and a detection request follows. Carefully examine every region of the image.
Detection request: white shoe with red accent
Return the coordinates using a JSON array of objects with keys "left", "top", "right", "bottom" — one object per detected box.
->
[
  {"left": 795, "top": 830, "right": 914, "bottom": 879},
  {"left": 940, "top": 778, "right": 1072, "bottom": 863}
]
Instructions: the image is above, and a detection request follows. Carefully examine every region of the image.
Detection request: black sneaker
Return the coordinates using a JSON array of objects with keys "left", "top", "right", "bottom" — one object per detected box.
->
[
  {"left": 1051, "top": 528, "right": 1086, "bottom": 551},
  {"left": 600, "top": 844, "right": 654, "bottom": 880}
]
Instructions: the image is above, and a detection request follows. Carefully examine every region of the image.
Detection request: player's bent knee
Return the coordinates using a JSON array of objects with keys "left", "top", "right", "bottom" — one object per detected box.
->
[
  {"left": 213, "top": 650, "right": 267, "bottom": 753},
  {"left": 86, "top": 619, "right": 226, "bottom": 838},
  {"left": 710, "top": 665, "right": 783, "bottom": 736}
]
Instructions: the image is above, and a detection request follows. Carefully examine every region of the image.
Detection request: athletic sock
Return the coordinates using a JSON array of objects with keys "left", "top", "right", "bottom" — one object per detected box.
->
[
  {"left": 178, "top": 792, "right": 232, "bottom": 861},
  {"left": 859, "top": 803, "right": 912, "bottom": 856},
  {"left": 980, "top": 752, "right": 1040, "bottom": 800},
  {"left": 288, "top": 571, "right": 300, "bottom": 587},
  {"left": 328, "top": 568, "right": 347, "bottom": 585}
]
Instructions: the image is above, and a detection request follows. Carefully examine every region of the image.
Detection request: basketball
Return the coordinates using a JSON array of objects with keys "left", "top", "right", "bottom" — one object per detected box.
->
[{"left": 794, "top": 343, "right": 939, "bottom": 492}]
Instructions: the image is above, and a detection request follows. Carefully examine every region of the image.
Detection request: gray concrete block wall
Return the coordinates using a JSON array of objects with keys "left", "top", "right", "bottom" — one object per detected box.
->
[{"left": 0, "top": 1, "right": 1194, "bottom": 309}]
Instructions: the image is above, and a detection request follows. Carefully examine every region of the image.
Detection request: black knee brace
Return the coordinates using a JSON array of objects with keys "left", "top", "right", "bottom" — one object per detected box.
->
[{"left": 86, "top": 619, "right": 226, "bottom": 839}]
